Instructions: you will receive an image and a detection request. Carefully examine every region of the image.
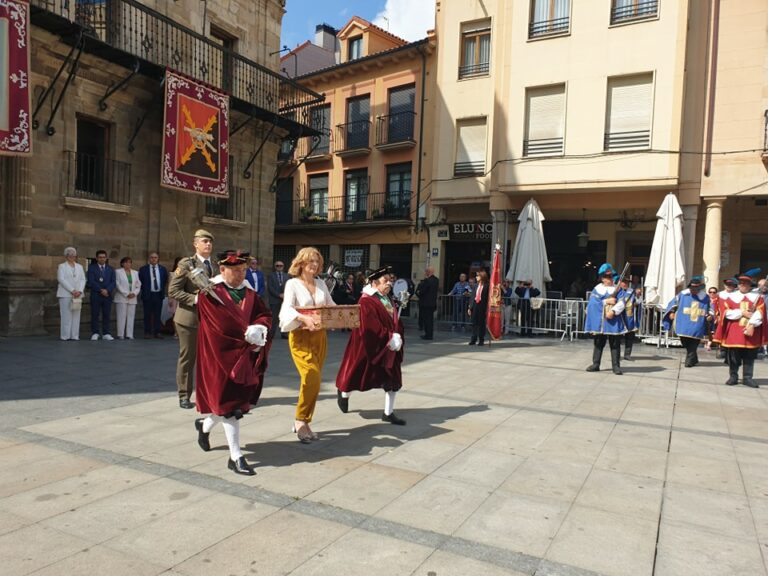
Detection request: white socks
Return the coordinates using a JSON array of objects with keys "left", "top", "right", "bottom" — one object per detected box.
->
[
  {"left": 341, "top": 391, "right": 350, "bottom": 398},
  {"left": 384, "top": 391, "right": 396, "bottom": 416},
  {"left": 202, "top": 415, "right": 242, "bottom": 460}
]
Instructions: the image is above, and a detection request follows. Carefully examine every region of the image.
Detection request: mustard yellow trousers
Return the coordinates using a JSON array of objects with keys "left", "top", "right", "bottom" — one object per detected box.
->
[{"left": 289, "top": 328, "right": 328, "bottom": 422}]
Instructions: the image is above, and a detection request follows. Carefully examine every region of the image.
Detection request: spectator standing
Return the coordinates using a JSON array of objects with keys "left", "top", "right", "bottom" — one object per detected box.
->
[
  {"left": 57, "top": 246, "right": 86, "bottom": 341},
  {"left": 139, "top": 252, "right": 168, "bottom": 339},
  {"left": 502, "top": 280, "right": 514, "bottom": 335},
  {"left": 114, "top": 256, "right": 142, "bottom": 339},
  {"left": 267, "top": 260, "right": 288, "bottom": 339},
  {"left": 245, "top": 256, "right": 266, "bottom": 298},
  {"left": 468, "top": 270, "right": 489, "bottom": 346},
  {"left": 448, "top": 273, "right": 471, "bottom": 330},
  {"left": 416, "top": 267, "right": 439, "bottom": 340},
  {"left": 515, "top": 279, "right": 541, "bottom": 337},
  {"left": 333, "top": 273, "right": 358, "bottom": 305},
  {"left": 86, "top": 250, "right": 116, "bottom": 341}
]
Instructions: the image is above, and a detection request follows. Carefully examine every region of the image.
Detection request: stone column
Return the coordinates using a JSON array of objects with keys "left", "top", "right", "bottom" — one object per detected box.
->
[
  {"left": 701, "top": 197, "right": 725, "bottom": 288},
  {"left": 0, "top": 156, "right": 47, "bottom": 336},
  {"left": 681, "top": 204, "right": 699, "bottom": 280}
]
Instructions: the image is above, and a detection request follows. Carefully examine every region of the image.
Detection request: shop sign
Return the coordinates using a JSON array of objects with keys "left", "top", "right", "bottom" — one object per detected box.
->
[
  {"left": 344, "top": 249, "right": 364, "bottom": 268},
  {"left": 449, "top": 223, "right": 493, "bottom": 241}
]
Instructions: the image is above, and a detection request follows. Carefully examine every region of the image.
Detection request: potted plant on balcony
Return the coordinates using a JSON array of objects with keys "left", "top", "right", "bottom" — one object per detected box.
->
[
  {"left": 299, "top": 205, "right": 313, "bottom": 222},
  {"left": 383, "top": 200, "right": 400, "bottom": 217}
]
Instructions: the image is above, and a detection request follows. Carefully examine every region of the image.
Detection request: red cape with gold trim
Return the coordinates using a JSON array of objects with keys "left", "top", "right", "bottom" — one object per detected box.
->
[
  {"left": 713, "top": 292, "right": 767, "bottom": 349},
  {"left": 196, "top": 282, "right": 272, "bottom": 415}
]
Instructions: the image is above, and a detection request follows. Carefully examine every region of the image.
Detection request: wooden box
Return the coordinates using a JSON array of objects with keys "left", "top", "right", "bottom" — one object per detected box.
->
[{"left": 296, "top": 305, "right": 360, "bottom": 329}]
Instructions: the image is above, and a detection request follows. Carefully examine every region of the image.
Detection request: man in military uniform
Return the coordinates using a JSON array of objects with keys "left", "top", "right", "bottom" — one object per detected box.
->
[
  {"left": 662, "top": 276, "right": 712, "bottom": 368},
  {"left": 584, "top": 263, "right": 628, "bottom": 375},
  {"left": 168, "top": 229, "right": 214, "bottom": 409}
]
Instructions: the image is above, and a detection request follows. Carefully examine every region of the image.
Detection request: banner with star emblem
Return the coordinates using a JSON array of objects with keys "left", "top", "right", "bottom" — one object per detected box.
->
[
  {"left": 0, "top": 0, "right": 32, "bottom": 156},
  {"left": 161, "top": 69, "right": 229, "bottom": 196}
]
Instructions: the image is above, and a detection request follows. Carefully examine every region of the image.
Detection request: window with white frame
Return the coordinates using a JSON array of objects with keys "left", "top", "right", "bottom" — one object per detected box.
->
[
  {"left": 529, "top": 0, "right": 570, "bottom": 38},
  {"left": 454, "top": 118, "right": 487, "bottom": 176},
  {"left": 308, "top": 173, "right": 329, "bottom": 218},
  {"left": 611, "top": 0, "right": 659, "bottom": 25},
  {"left": 524, "top": 84, "right": 566, "bottom": 157},
  {"left": 459, "top": 21, "right": 491, "bottom": 78},
  {"left": 604, "top": 73, "right": 653, "bottom": 151}
]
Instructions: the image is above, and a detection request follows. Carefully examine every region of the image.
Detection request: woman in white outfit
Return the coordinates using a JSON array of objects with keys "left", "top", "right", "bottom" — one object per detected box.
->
[
  {"left": 57, "top": 247, "right": 86, "bottom": 340},
  {"left": 114, "top": 256, "right": 142, "bottom": 339}
]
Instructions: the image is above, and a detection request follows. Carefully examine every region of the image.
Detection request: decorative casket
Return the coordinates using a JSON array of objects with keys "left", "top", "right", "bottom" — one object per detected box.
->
[{"left": 295, "top": 305, "right": 361, "bottom": 329}]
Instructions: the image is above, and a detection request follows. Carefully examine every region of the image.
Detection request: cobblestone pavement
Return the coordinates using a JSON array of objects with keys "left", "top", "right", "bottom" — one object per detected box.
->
[{"left": 1, "top": 327, "right": 767, "bottom": 576}]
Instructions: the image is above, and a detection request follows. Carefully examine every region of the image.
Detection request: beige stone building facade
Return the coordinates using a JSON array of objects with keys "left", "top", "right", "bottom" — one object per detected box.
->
[
  {"left": 428, "top": 0, "right": 767, "bottom": 294},
  {"left": 0, "top": 0, "right": 321, "bottom": 335}
]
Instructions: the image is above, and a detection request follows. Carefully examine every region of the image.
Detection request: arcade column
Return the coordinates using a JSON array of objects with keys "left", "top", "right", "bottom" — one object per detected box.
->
[{"left": 701, "top": 197, "right": 725, "bottom": 289}]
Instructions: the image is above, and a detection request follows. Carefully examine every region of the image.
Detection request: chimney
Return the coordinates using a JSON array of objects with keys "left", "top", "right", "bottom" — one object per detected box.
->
[{"left": 314, "top": 23, "right": 338, "bottom": 52}]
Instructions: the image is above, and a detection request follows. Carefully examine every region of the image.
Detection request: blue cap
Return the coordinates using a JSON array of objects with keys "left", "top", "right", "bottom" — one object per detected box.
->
[
  {"left": 739, "top": 268, "right": 761, "bottom": 281},
  {"left": 598, "top": 263, "right": 614, "bottom": 276},
  {"left": 688, "top": 275, "right": 706, "bottom": 287}
]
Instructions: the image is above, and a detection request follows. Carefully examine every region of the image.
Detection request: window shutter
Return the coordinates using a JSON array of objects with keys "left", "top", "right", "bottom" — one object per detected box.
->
[
  {"left": 457, "top": 121, "right": 486, "bottom": 164},
  {"left": 389, "top": 85, "right": 415, "bottom": 114},
  {"left": 526, "top": 86, "right": 565, "bottom": 141},
  {"left": 607, "top": 74, "right": 653, "bottom": 134}
]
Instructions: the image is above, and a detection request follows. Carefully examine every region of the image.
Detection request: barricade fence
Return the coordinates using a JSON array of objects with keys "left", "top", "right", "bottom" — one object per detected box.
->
[{"left": 416, "top": 295, "right": 670, "bottom": 344}]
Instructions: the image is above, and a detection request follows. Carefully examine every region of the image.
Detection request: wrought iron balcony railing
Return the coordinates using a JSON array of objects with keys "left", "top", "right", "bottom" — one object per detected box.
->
[
  {"left": 529, "top": 16, "right": 570, "bottom": 38},
  {"left": 604, "top": 130, "right": 651, "bottom": 151},
  {"left": 204, "top": 186, "right": 246, "bottom": 221},
  {"left": 458, "top": 62, "right": 490, "bottom": 79},
  {"left": 335, "top": 120, "right": 371, "bottom": 154},
  {"left": 30, "top": 0, "right": 323, "bottom": 137},
  {"left": 276, "top": 191, "right": 412, "bottom": 226},
  {"left": 523, "top": 137, "right": 564, "bottom": 157},
  {"left": 375, "top": 112, "right": 416, "bottom": 147},
  {"left": 65, "top": 150, "right": 131, "bottom": 205},
  {"left": 610, "top": 0, "right": 659, "bottom": 24}
]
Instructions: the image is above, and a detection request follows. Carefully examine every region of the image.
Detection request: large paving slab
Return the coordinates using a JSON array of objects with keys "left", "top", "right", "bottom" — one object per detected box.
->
[{"left": 1, "top": 328, "right": 768, "bottom": 575}]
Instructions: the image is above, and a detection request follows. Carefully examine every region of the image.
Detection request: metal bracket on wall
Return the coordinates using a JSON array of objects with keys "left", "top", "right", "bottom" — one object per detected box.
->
[
  {"left": 32, "top": 32, "right": 85, "bottom": 136},
  {"left": 269, "top": 129, "right": 312, "bottom": 193},
  {"left": 230, "top": 115, "right": 255, "bottom": 137},
  {"left": 128, "top": 75, "right": 165, "bottom": 153},
  {"left": 242, "top": 121, "right": 277, "bottom": 179},
  {"left": 99, "top": 59, "right": 140, "bottom": 111}
]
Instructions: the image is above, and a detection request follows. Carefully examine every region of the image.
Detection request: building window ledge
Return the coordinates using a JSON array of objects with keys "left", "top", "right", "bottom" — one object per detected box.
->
[
  {"left": 201, "top": 215, "right": 247, "bottom": 228},
  {"left": 63, "top": 196, "right": 130, "bottom": 214}
]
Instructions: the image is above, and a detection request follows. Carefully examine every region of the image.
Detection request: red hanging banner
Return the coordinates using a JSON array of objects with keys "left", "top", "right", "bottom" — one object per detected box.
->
[
  {"left": 486, "top": 244, "right": 503, "bottom": 341},
  {"left": 0, "top": 0, "right": 32, "bottom": 156},
  {"left": 161, "top": 69, "right": 229, "bottom": 196}
]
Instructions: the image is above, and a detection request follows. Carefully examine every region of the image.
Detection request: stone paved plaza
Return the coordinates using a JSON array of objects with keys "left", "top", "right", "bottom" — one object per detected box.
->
[{"left": 1, "top": 327, "right": 768, "bottom": 576}]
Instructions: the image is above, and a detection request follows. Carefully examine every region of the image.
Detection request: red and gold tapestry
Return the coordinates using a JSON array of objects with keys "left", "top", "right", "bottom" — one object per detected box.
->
[
  {"left": 0, "top": 0, "right": 32, "bottom": 156},
  {"left": 486, "top": 244, "right": 503, "bottom": 341},
  {"left": 161, "top": 69, "right": 229, "bottom": 196}
]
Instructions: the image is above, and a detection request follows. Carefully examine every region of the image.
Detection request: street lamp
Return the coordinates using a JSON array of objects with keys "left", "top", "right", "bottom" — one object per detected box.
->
[
  {"left": 577, "top": 209, "right": 590, "bottom": 248},
  {"left": 270, "top": 45, "right": 297, "bottom": 77}
]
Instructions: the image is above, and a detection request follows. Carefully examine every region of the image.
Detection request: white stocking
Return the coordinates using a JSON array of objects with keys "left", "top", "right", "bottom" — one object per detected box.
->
[
  {"left": 221, "top": 417, "right": 242, "bottom": 460},
  {"left": 384, "top": 391, "right": 396, "bottom": 416},
  {"left": 341, "top": 391, "right": 350, "bottom": 398},
  {"left": 202, "top": 415, "right": 217, "bottom": 433}
]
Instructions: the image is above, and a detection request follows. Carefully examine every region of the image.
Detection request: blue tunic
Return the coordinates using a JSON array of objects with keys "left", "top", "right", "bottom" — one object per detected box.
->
[
  {"left": 662, "top": 289, "right": 711, "bottom": 339},
  {"left": 621, "top": 290, "right": 639, "bottom": 332},
  {"left": 584, "top": 284, "right": 628, "bottom": 335}
]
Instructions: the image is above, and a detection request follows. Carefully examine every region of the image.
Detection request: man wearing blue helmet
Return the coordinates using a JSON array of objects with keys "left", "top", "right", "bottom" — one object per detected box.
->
[
  {"left": 584, "top": 263, "right": 628, "bottom": 374},
  {"left": 663, "top": 276, "right": 712, "bottom": 367}
]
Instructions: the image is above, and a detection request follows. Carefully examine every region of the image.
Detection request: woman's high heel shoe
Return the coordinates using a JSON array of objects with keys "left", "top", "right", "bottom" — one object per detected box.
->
[{"left": 292, "top": 423, "right": 312, "bottom": 444}]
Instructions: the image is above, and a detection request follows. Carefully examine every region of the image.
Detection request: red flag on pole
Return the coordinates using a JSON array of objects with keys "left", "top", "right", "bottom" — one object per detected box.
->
[{"left": 486, "top": 243, "right": 503, "bottom": 341}]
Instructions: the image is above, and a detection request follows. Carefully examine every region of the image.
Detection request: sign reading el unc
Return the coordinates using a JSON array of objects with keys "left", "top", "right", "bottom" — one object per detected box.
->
[{"left": 450, "top": 223, "right": 494, "bottom": 241}]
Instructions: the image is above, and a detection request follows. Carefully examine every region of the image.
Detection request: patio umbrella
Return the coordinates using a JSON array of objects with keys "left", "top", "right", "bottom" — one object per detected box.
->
[
  {"left": 644, "top": 193, "right": 686, "bottom": 308},
  {"left": 505, "top": 198, "right": 552, "bottom": 292}
]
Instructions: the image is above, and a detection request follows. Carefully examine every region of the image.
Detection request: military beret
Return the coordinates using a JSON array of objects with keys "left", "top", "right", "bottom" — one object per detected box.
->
[{"left": 193, "top": 229, "right": 214, "bottom": 240}]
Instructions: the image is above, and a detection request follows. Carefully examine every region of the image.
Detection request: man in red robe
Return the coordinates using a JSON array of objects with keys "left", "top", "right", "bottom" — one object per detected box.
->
[
  {"left": 336, "top": 266, "right": 406, "bottom": 425},
  {"left": 714, "top": 270, "right": 766, "bottom": 388},
  {"left": 194, "top": 250, "right": 272, "bottom": 475}
]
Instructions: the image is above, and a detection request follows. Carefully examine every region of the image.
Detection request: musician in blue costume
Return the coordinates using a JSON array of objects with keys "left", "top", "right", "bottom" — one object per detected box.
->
[
  {"left": 662, "top": 276, "right": 712, "bottom": 368},
  {"left": 585, "top": 263, "right": 628, "bottom": 375},
  {"left": 618, "top": 277, "right": 639, "bottom": 360}
]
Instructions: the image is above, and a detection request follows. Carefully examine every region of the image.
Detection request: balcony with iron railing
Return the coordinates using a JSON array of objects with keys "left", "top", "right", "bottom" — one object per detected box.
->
[
  {"left": 529, "top": 16, "right": 570, "bottom": 39},
  {"left": 458, "top": 62, "right": 490, "bottom": 79},
  {"left": 523, "top": 137, "right": 564, "bottom": 157},
  {"left": 63, "top": 150, "right": 131, "bottom": 208},
  {"left": 29, "top": 0, "right": 323, "bottom": 137},
  {"left": 298, "top": 131, "right": 333, "bottom": 160},
  {"left": 375, "top": 112, "right": 416, "bottom": 150},
  {"left": 604, "top": 130, "right": 651, "bottom": 151},
  {"left": 610, "top": 0, "right": 659, "bottom": 25},
  {"left": 335, "top": 121, "right": 371, "bottom": 156},
  {"left": 276, "top": 191, "right": 412, "bottom": 227}
]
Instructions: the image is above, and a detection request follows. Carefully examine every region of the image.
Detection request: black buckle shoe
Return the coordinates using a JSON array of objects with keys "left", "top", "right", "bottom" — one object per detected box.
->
[
  {"left": 612, "top": 368, "right": 623, "bottom": 375},
  {"left": 585, "top": 364, "right": 600, "bottom": 372},
  {"left": 337, "top": 389, "right": 349, "bottom": 413},
  {"left": 743, "top": 379, "right": 759, "bottom": 389},
  {"left": 194, "top": 418, "right": 210, "bottom": 452},
  {"left": 179, "top": 398, "right": 195, "bottom": 409},
  {"left": 228, "top": 456, "right": 255, "bottom": 476},
  {"left": 382, "top": 412, "right": 406, "bottom": 425},
  {"left": 725, "top": 376, "right": 739, "bottom": 386}
]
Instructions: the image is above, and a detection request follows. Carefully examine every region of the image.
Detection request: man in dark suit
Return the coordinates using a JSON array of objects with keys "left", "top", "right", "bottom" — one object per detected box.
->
[
  {"left": 139, "top": 252, "right": 168, "bottom": 339},
  {"left": 87, "top": 249, "right": 116, "bottom": 340},
  {"left": 267, "top": 260, "right": 288, "bottom": 338},
  {"left": 416, "top": 266, "right": 439, "bottom": 340},
  {"left": 245, "top": 256, "right": 266, "bottom": 298},
  {"left": 514, "top": 279, "right": 541, "bottom": 337},
  {"left": 168, "top": 229, "right": 214, "bottom": 409}
]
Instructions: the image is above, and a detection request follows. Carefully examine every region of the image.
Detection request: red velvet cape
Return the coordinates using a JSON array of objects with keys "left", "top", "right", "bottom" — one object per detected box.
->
[
  {"left": 196, "top": 283, "right": 272, "bottom": 415},
  {"left": 336, "top": 292, "right": 404, "bottom": 393},
  {"left": 713, "top": 293, "right": 767, "bottom": 348}
]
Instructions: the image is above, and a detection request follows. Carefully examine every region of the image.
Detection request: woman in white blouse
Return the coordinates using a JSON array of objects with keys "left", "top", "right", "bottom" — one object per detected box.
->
[
  {"left": 57, "top": 246, "right": 86, "bottom": 341},
  {"left": 114, "top": 256, "right": 142, "bottom": 339},
  {"left": 279, "top": 247, "right": 336, "bottom": 443}
]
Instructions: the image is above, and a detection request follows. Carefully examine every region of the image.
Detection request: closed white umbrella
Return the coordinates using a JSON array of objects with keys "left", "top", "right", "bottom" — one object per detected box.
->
[
  {"left": 505, "top": 198, "right": 552, "bottom": 292},
  {"left": 644, "top": 193, "right": 686, "bottom": 307}
]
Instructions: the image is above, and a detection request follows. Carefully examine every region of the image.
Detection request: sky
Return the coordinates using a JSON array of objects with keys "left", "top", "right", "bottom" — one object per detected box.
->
[{"left": 280, "top": 0, "right": 435, "bottom": 49}]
